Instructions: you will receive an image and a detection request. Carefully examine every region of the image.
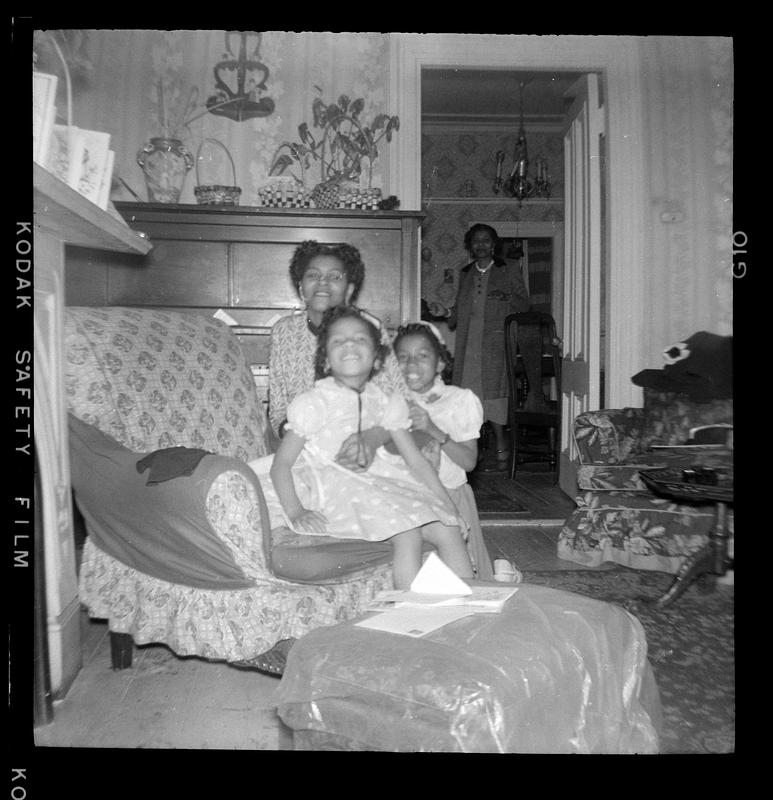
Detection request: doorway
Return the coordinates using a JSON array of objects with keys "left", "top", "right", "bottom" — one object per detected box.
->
[
  {"left": 389, "top": 34, "right": 647, "bottom": 411},
  {"left": 416, "top": 60, "right": 606, "bottom": 495}
]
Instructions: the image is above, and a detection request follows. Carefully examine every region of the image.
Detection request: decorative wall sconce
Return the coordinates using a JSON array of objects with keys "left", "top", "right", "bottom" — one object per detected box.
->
[
  {"left": 493, "top": 80, "right": 550, "bottom": 202},
  {"left": 206, "top": 31, "right": 275, "bottom": 121}
]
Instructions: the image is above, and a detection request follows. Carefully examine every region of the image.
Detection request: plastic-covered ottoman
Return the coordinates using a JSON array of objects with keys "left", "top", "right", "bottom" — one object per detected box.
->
[{"left": 274, "top": 583, "right": 662, "bottom": 753}]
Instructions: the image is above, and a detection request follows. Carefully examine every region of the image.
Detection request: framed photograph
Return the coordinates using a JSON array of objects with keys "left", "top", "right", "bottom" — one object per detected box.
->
[
  {"left": 46, "top": 125, "right": 85, "bottom": 189},
  {"left": 33, "top": 71, "right": 58, "bottom": 165},
  {"left": 77, "top": 129, "right": 112, "bottom": 205},
  {"left": 96, "top": 150, "right": 115, "bottom": 211}
]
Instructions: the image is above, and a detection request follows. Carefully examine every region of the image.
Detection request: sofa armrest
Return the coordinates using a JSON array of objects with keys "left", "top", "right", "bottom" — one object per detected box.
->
[
  {"left": 205, "top": 461, "right": 273, "bottom": 582},
  {"left": 573, "top": 407, "right": 645, "bottom": 465},
  {"left": 205, "top": 464, "right": 395, "bottom": 585}
]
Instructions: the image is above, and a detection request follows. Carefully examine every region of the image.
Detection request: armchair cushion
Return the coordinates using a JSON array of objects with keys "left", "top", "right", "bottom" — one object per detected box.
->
[
  {"left": 638, "top": 389, "right": 733, "bottom": 452},
  {"left": 573, "top": 407, "right": 645, "bottom": 466}
]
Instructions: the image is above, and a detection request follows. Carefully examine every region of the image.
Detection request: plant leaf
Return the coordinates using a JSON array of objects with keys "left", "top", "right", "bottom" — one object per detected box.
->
[
  {"left": 349, "top": 98, "right": 365, "bottom": 118},
  {"left": 312, "top": 97, "right": 326, "bottom": 127},
  {"left": 298, "top": 123, "right": 317, "bottom": 149},
  {"left": 338, "top": 94, "right": 350, "bottom": 112},
  {"left": 372, "top": 113, "right": 389, "bottom": 131},
  {"left": 269, "top": 154, "right": 294, "bottom": 175}
]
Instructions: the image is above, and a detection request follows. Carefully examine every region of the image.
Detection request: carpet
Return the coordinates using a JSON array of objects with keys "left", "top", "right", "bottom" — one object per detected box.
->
[
  {"left": 468, "top": 474, "right": 528, "bottom": 516},
  {"left": 519, "top": 567, "right": 735, "bottom": 754}
]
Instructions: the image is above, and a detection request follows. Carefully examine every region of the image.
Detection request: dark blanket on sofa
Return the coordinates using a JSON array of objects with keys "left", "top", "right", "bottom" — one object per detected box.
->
[{"left": 68, "top": 414, "right": 255, "bottom": 590}]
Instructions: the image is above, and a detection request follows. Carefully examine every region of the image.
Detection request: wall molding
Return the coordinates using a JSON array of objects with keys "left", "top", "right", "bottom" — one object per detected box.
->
[
  {"left": 389, "top": 33, "right": 646, "bottom": 408},
  {"left": 422, "top": 115, "right": 564, "bottom": 134}
]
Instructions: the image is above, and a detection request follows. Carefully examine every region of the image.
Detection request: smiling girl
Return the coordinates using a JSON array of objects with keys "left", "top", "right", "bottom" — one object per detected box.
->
[
  {"left": 393, "top": 321, "right": 497, "bottom": 580},
  {"left": 255, "top": 306, "right": 473, "bottom": 589}
]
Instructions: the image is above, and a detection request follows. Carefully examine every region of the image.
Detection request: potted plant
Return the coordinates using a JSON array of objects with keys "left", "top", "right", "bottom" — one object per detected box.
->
[{"left": 269, "top": 91, "right": 399, "bottom": 207}]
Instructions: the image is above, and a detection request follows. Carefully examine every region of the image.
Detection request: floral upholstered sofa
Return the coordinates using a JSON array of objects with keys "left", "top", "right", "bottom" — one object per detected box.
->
[
  {"left": 66, "top": 306, "right": 394, "bottom": 667},
  {"left": 557, "top": 388, "right": 733, "bottom": 573}
]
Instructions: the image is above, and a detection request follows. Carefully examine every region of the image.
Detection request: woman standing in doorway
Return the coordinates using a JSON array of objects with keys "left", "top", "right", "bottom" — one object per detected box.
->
[{"left": 430, "top": 224, "right": 530, "bottom": 470}]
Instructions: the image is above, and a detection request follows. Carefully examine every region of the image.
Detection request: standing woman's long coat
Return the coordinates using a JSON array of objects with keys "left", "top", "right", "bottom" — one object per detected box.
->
[{"left": 448, "top": 258, "right": 531, "bottom": 400}]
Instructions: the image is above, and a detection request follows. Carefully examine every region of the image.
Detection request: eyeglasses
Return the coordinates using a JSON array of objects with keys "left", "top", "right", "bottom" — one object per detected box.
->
[{"left": 303, "top": 269, "right": 347, "bottom": 284}]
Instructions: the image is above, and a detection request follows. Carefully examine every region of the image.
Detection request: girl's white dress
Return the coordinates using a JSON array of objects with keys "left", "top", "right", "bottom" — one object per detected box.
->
[
  {"left": 404, "top": 376, "right": 494, "bottom": 579},
  {"left": 250, "top": 377, "right": 461, "bottom": 541}
]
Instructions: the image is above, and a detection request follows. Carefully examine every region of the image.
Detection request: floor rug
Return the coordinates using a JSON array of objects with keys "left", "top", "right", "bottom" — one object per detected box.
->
[
  {"left": 468, "top": 473, "right": 528, "bottom": 516},
  {"left": 519, "top": 568, "right": 734, "bottom": 754}
]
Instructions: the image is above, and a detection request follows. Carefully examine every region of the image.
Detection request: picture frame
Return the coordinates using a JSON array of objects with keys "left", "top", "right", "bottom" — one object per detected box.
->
[
  {"left": 96, "top": 150, "right": 115, "bottom": 210},
  {"left": 33, "top": 71, "right": 58, "bottom": 165},
  {"left": 77, "top": 129, "right": 112, "bottom": 206},
  {"left": 46, "top": 125, "right": 86, "bottom": 189}
]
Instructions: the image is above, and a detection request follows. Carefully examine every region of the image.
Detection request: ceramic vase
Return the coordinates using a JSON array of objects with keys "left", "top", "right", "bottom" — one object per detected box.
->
[{"left": 137, "top": 137, "right": 194, "bottom": 203}]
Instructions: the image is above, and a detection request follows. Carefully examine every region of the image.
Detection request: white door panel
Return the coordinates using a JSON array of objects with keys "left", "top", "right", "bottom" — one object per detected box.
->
[{"left": 560, "top": 73, "right": 604, "bottom": 498}]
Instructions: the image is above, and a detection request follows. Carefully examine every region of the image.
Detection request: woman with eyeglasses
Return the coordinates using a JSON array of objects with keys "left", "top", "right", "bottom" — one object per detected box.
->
[
  {"left": 266, "top": 239, "right": 493, "bottom": 580},
  {"left": 268, "top": 240, "right": 409, "bottom": 471}
]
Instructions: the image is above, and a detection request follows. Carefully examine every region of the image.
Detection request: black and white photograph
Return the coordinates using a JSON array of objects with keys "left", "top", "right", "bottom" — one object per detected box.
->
[{"left": 12, "top": 25, "right": 739, "bottom": 774}]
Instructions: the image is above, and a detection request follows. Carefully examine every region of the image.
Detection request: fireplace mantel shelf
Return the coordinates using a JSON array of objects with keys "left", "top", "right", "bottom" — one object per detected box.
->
[{"left": 33, "top": 162, "right": 153, "bottom": 255}]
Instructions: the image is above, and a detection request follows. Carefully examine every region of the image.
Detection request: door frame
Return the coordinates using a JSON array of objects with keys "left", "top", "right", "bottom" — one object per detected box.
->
[
  {"left": 473, "top": 220, "right": 564, "bottom": 335},
  {"left": 388, "top": 33, "right": 647, "bottom": 408}
]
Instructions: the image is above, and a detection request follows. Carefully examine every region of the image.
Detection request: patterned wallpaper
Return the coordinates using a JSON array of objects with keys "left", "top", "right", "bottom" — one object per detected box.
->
[
  {"left": 422, "top": 128, "right": 564, "bottom": 201},
  {"left": 638, "top": 36, "right": 733, "bottom": 366},
  {"left": 52, "top": 32, "right": 732, "bottom": 356},
  {"left": 64, "top": 31, "right": 394, "bottom": 206},
  {"left": 420, "top": 127, "right": 564, "bottom": 312}
]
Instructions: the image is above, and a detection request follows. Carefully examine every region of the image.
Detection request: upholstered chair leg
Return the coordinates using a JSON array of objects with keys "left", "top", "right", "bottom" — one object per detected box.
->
[{"left": 110, "top": 631, "right": 134, "bottom": 669}]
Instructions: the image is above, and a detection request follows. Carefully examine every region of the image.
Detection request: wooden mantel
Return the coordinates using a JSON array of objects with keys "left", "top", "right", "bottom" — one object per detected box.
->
[{"left": 33, "top": 162, "right": 151, "bottom": 697}]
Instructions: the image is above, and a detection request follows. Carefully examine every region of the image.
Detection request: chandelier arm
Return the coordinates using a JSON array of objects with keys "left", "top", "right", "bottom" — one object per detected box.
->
[{"left": 495, "top": 77, "right": 550, "bottom": 201}]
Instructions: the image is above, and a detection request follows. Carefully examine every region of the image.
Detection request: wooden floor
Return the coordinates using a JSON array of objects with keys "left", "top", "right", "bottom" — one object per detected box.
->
[
  {"left": 34, "top": 611, "right": 295, "bottom": 750},
  {"left": 470, "top": 467, "right": 577, "bottom": 523},
  {"left": 34, "top": 469, "right": 580, "bottom": 751}
]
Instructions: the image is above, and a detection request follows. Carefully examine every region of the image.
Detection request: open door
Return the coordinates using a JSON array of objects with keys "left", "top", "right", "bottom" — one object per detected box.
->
[{"left": 559, "top": 73, "right": 605, "bottom": 498}]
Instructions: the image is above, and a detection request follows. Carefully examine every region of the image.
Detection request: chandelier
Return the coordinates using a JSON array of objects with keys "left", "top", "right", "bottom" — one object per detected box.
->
[{"left": 492, "top": 80, "right": 550, "bottom": 202}]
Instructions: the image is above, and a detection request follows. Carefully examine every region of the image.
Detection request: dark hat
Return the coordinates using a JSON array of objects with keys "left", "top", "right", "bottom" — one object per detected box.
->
[{"left": 631, "top": 331, "right": 732, "bottom": 401}]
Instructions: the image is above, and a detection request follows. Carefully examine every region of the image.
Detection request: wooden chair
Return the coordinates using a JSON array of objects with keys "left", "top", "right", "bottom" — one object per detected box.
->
[{"left": 504, "top": 311, "right": 562, "bottom": 481}]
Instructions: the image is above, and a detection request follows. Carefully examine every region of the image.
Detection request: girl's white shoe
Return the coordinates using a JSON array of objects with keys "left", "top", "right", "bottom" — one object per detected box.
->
[{"left": 493, "top": 558, "right": 523, "bottom": 583}]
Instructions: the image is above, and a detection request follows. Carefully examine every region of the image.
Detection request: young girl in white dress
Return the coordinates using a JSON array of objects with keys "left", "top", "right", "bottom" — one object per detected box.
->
[
  {"left": 252, "top": 306, "right": 473, "bottom": 589},
  {"left": 392, "top": 322, "right": 495, "bottom": 580}
]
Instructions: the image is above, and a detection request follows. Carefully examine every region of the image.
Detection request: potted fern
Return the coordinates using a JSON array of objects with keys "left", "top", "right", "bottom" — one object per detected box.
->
[{"left": 269, "top": 91, "right": 399, "bottom": 208}]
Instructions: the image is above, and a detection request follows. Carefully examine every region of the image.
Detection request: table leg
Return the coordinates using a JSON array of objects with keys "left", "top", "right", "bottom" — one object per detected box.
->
[{"left": 649, "top": 501, "right": 731, "bottom": 608}]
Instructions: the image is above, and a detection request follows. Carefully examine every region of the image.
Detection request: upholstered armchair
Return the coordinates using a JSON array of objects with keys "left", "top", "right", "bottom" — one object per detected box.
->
[
  {"left": 558, "top": 388, "right": 733, "bottom": 574},
  {"left": 65, "top": 306, "right": 394, "bottom": 668}
]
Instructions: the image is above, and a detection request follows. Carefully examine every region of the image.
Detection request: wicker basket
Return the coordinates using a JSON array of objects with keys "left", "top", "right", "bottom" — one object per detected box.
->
[
  {"left": 257, "top": 176, "right": 312, "bottom": 208},
  {"left": 310, "top": 178, "right": 345, "bottom": 209},
  {"left": 194, "top": 138, "right": 241, "bottom": 206}
]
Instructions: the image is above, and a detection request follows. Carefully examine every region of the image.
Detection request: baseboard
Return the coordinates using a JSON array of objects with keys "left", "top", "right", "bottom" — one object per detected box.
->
[{"left": 481, "top": 518, "right": 565, "bottom": 528}]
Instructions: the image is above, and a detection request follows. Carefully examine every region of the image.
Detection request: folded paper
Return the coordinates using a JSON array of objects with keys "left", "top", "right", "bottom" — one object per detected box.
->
[{"left": 409, "top": 551, "right": 472, "bottom": 596}]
